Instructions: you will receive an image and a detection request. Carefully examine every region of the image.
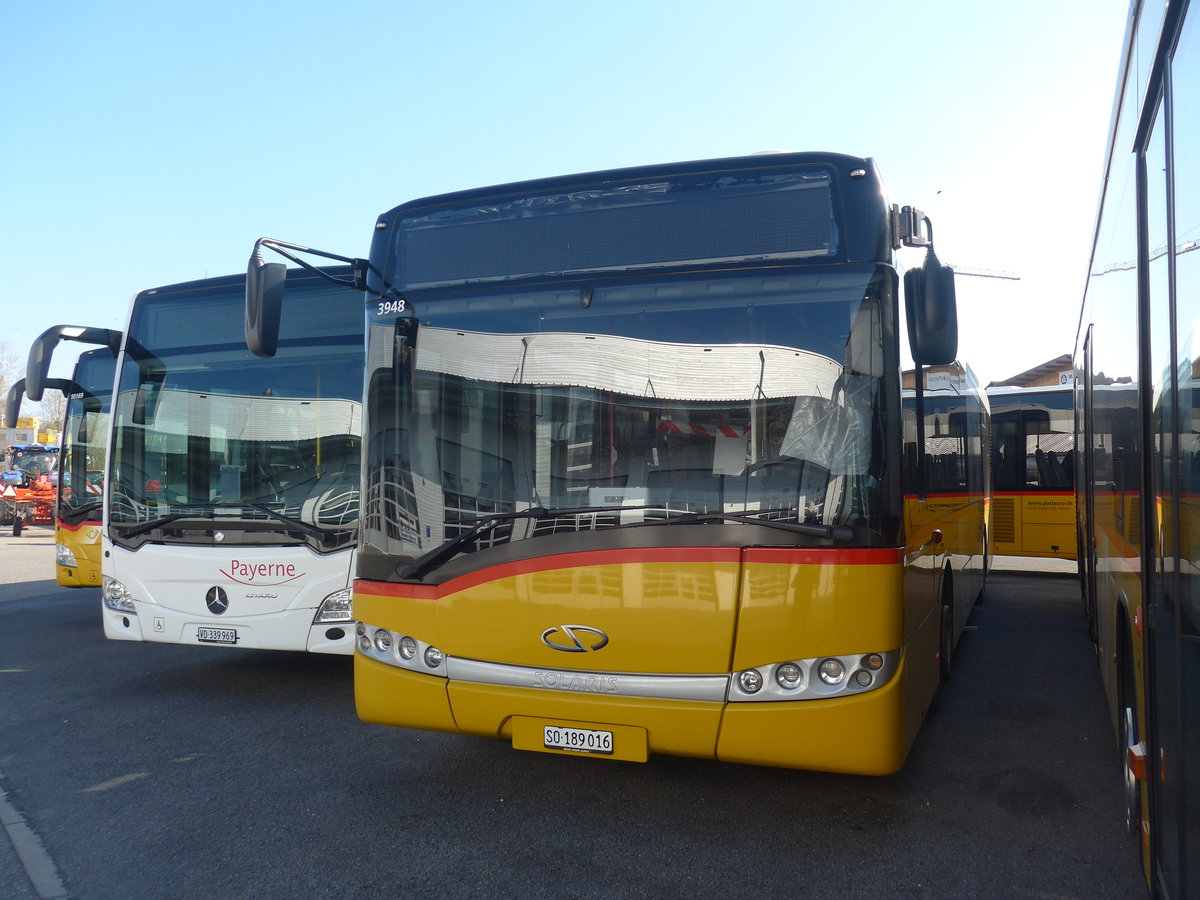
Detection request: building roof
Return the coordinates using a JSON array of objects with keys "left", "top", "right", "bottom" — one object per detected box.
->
[{"left": 986, "top": 354, "right": 1072, "bottom": 388}]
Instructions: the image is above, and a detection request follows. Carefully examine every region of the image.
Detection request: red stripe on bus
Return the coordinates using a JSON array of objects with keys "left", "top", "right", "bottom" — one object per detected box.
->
[
  {"left": 743, "top": 547, "right": 903, "bottom": 566},
  {"left": 993, "top": 491, "right": 1074, "bottom": 498},
  {"left": 902, "top": 493, "right": 988, "bottom": 500},
  {"left": 359, "top": 545, "right": 902, "bottom": 598},
  {"left": 57, "top": 519, "right": 102, "bottom": 533}
]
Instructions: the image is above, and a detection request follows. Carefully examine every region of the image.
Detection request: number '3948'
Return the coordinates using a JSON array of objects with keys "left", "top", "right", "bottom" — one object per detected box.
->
[{"left": 377, "top": 299, "right": 406, "bottom": 316}]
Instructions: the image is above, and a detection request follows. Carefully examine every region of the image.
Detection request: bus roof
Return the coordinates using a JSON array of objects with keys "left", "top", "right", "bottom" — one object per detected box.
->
[{"left": 377, "top": 152, "right": 877, "bottom": 220}]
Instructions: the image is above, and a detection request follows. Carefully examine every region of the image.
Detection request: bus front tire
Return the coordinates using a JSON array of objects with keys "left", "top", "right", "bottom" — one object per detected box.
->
[
  {"left": 1122, "top": 704, "right": 1140, "bottom": 836},
  {"left": 939, "top": 592, "right": 953, "bottom": 682}
]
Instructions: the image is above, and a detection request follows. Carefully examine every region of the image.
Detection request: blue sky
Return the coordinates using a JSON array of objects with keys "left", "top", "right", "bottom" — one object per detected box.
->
[{"left": 1, "top": 0, "right": 1131, "bottom": 401}]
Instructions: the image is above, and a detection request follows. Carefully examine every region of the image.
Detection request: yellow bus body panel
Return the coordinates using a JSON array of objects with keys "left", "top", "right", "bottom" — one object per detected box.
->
[
  {"left": 354, "top": 547, "right": 933, "bottom": 775},
  {"left": 991, "top": 492, "right": 1077, "bottom": 560},
  {"left": 55, "top": 522, "right": 104, "bottom": 588},
  {"left": 356, "top": 655, "right": 458, "bottom": 733},
  {"left": 733, "top": 551, "right": 904, "bottom": 668},
  {"left": 717, "top": 656, "right": 908, "bottom": 775},
  {"left": 356, "top": 551, "right": 741, "bottom": 675}
]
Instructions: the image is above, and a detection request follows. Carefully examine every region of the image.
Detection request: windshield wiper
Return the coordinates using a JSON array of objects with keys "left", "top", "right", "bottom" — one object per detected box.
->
[
  {"left": 113, "top": 513, "right": 193, "bottom": 539},
  {"left": 114, "top": 501, "right": 352, "bottom": 545},
  {"left": 631, "top": 511, "right": 856, "bottom": 542},
  {"left": 237, "top": 502, "right": 353, "bottom": 544},
  {"left": 61, "top": 499, "right": 103, "bottom": 519},
  {"left": 398, "top": 505, "right": 655, "bottom": 580}
]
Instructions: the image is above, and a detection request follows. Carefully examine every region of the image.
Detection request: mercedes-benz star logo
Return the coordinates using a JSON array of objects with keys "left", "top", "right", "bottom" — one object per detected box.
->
[
  {"left": 205, "top": 586, "right": 230, "bottom": 615},
  {"left": 540, "top": 624, "right": 609, "bottom": 652}
]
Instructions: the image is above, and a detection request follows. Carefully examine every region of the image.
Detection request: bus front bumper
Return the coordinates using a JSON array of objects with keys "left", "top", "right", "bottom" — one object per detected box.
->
[
  {"left": 354, "top": 652, "right": 911, "bottom": 775},
  {"left": 101, "top": 601, "right": 356, "bottom": 654}
]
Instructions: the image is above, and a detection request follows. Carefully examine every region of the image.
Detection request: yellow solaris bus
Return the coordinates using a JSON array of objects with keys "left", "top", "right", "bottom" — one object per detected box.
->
[{"left": 252, "top": 153, "right": 988, "bottom": 774}]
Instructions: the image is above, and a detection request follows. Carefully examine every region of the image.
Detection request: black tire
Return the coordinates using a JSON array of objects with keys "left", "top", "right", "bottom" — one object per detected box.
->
[
  {"left": 1122, "top": 704, "right": 1141, "bottom": 836},
  {"left": 939, "top": 582, "right": 953, "bottom": 682},
  {"left": 1118, "top": 640, "right": 1143, "bottom": 849},
  {"left": 976, "top": 531, "right": 988, "bottom": 606}
]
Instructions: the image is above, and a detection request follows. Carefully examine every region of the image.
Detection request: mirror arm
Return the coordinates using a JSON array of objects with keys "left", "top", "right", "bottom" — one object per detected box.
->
[{"left": 254, "top": 238, "right": 371, "bottom": 292}]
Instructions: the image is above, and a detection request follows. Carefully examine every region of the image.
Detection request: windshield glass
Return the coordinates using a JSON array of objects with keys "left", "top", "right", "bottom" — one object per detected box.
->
[
  {"left": 109, "top": 275, "right": 363, "bottom": 551},
  {"left": 363, "top": 266, "right": 899, "bottom": 568},
  {"left": 990, "top": 388, "right": 1074, "bottom": 492},
  {"left": 14, "top": 450, "right": 58, "bottom": 478},
  {"left": 59, "top": 350, "right": 115, "bottom": 522}
]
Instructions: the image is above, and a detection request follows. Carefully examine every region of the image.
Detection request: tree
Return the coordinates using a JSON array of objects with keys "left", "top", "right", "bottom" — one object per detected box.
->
[
  {"left": 38, "top": 391, "right": 67, "bottom": 433},
  {"left": 0, "top": 340, "right": 26, "bottom": 423},
  {"left": 0, "top": 340, "right": 19, "bottom": 394}
]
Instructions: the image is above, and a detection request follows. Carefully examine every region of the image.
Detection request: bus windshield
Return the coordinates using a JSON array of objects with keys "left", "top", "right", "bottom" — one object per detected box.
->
[
  {"left": 363, "top": 265, "right": 896, "bottom": 567},
  {"left": 990, "top": 387, "right": 1074, "bottom": 492},
  {"left": 109, "top": 277, "right": 363, "bottom": 551},
  {"left": 59, "top": 349, "right": 115, "bottom": 523}
]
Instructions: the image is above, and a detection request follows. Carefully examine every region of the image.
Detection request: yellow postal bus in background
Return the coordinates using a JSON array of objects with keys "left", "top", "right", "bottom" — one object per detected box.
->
[
  {"left": 55, "top": 348, "right": 118, "bottom": 586},
  {"left": 249, "top": 152, "right": 989, "bottom": 774},
  {"left": 987, "top": 384, "right": 1076, "bottom": 561},
  {"left": 8, "top": 326, "right": 121, "bottom": 585}
]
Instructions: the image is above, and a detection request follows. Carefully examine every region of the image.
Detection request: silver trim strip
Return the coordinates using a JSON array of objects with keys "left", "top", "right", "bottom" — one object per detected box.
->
[
  {"left": 447, "top": 657, "right": 728, "bottom": 703},
  {"left": 357, "top": 623, "right": 900, "bottom": 703}
]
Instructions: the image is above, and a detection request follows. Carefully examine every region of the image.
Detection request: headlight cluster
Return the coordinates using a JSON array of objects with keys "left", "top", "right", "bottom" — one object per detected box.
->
[
  {"left": 102, "top": 576, "right": 137, "bottom": 614},
  {"left": 356, "top": 622, "right": 446, "bottom": 676},
  {"left": 313, "top": 587, "right": 354, "bottom": 624},
  {"left": 55, "top": 543, "right": 78, "bottom": 568},
  {"left": 730, "top": 650, "right": 898, "bottom": 702}
]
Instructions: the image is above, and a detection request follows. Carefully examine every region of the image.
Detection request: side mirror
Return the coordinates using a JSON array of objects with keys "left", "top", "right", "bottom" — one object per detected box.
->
[
  {"left": 246, "top": 241, "right": 287, "bottom": 359},
  {"left": 26, "top": 325, "right": 122, "bottom": 402},
  {"left": 904, "top": 250, "right": 958, "bottom": 366},
  {"left": 4, "top": 379, "right": 24, "bottom": 429}
]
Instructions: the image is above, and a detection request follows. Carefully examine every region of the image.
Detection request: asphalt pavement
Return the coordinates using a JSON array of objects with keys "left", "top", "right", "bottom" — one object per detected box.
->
[
  {"left": 0, "top": 524, "right": 57, "bottom": 596},
  {"left": 0, "top": 534, "right": 1145, "bottom": 899}
]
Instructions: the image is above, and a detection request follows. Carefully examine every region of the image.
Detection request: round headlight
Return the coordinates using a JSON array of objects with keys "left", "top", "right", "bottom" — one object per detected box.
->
[
  {"left": 818, "top": 658, "right": 846, "bottom": 684},
  {"left": 358, "top": 636, "right": 371, "bottom": 653},
  {"left": 424, "top": 646, "right": 444, "bottom": 668},
  {"left": 355, "top": 622, "right": 366, "bottom": 636},
  {"left": 373, "top": 629, "right": 393, "bottom": 653},
  {"left": 775, "top": 662, "right": 802, "bottom": 689},
  {"left": 738, "top": 669, "right": 763, "bottom": 693},
  {"left": 854, "top": 670, "right": 873, "bottom": 687},
  {"left": 398, "top": 636, "right": 417, "bottom": 660},
  {"left": 863, "top": 653, "right": 884, "bottom": 671}
]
